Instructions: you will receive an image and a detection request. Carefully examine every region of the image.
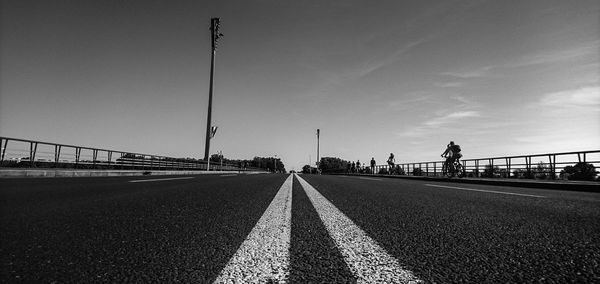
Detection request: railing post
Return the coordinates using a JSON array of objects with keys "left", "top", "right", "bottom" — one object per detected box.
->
[
  {"left": 525, "top": 156, "right": 531, "bottom": 178},
  {"left": 506, "top": 158, "right": 511, "bottom": 178},
  {"left": 475, "top": 160, "right": 479, "bottom": 177},
  {"left": 75, "top": 147, "right": 82, "bottom": 169},
  {"left": 54, "top": 145, "right": 62, "bottom": 167},
  {"left": 549, "top": 154, "right": 556, "bottom": 179},
  {"left": 1, "top": 138, "right": 8, "bottom": 163},
  {"left": 108, "top": 151, "right": 113, "bottom": 168},
  {"left": 30, "top": 142, "right": 38, "bottom": 168},
  {"left": 93, "top": 149, "right": 98, "bottom": 168}
]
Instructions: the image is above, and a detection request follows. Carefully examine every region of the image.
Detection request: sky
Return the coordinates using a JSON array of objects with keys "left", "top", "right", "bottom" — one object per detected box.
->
[{"left": 1, "top": 0, "right": 599, "bottom": 171}]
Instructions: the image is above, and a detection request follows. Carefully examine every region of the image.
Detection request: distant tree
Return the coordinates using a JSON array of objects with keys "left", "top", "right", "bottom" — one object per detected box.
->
[
  {"left": 482, "top": 165, "right": 500, "bottom": 178},
  {"left": 302, "top": 165, "right": 312, "bottom": 174},
  {"left": 534, "top": 161, "right": 549, "bottom": 179},
  {"left": 561, "top": 162, "right": 597, "bottom": 181},
  {"left": 249, "top": 156, "right": 285, "bottom": 173},
  {"left": 394, "top": 166, "right": 406, "bottom": 175},
  {"left": 513, "top": 168, "right": 529, "bottom": 179},
  {"left": 412, "top": 167, "right": 423, "bottom": 176},
  {"left": 319, "top": 157, "right": 351, "bottom": 174},
  {"left": 210, "top": 153, "right": 222, "bottom": 163}
]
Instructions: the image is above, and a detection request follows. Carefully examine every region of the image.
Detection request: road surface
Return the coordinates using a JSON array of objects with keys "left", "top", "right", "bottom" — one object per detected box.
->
[{"left": 1, "top": 174, "right": 598, "bottom": 283}]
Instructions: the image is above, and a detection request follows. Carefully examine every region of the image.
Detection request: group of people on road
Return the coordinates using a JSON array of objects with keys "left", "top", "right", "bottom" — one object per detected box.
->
[{"left": 348, "top": 141, "right": 462, "bottom": 175}]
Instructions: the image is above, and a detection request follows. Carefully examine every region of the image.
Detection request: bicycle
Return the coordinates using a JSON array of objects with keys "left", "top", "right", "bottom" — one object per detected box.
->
[{"left": 442, "top": 156, "right": 464, "bottom": 178}]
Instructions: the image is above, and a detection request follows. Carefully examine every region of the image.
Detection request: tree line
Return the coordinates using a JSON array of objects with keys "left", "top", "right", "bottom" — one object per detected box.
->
[{"left": 210, "top": 154, "right": 286, "bottom": 173}]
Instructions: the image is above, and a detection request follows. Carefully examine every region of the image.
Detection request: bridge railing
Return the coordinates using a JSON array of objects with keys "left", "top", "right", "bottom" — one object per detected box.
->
[
  {"left": 362, "top": 150, "right": 600, "bottom": 180},
  {"left": 0, "top": 137, "right": 262, "bottom": 172}
]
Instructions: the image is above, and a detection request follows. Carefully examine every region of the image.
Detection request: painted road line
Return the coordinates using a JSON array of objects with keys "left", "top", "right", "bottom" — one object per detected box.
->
[
  {"left": 128, "top": 177, "right": 195, "bottom": 183},
  {"left": 214, "top": 174, "right": 293, "bottom": 283},
  {"left": 425, "top": 184, "right": 546, "bottom": 198},
  {"left": 295, "top": 174, "right": 422, "bottom": 284},
  {"left": 358, "top": 177, "right": 383, "bottom": 181}
]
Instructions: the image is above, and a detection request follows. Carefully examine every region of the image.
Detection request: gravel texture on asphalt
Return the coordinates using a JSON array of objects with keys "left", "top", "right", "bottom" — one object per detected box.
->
[
  {"left": 301, "top": 175, "right": 600, "bottom": 283},
  {"left": 288, "top": 175, "right": 356, "bottom": 283},
  {"left": 296, "top": 174, "right": 422, "bottom": 284},
  {"left": 3, "top": 174, "right": 599, "bottom": 283},
  {"left": 0, "top": 174, "right": 288, "bottom": 283},
  {"left": 214, "top": 174, "right": 293, "bottom": 283}
]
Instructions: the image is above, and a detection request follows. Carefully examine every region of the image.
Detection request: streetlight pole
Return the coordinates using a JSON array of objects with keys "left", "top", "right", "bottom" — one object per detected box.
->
[
  {"left": 316, "top": 129, "right": 320, "bottom": 172},
  {"left": 204, "top": 18, "right": 223, "bottom": 170}
]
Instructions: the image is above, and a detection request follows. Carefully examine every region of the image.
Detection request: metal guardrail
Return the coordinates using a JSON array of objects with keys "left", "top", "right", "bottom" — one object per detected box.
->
[
  {"left": 358, "top": 150, "right": 600, "bottom": 180},
  {"left": 0, "top": 137, "right": 264, "bottom": 172}
]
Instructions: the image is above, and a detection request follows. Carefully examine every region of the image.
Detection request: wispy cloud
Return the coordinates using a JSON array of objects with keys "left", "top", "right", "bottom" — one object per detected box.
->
[
  {"left": 342, "top": 37, "right": 430, "bottom": 81},
  {"left": 440, "top": 40, "right": 599, "bottom": 80},
  {"left": 397, "top": 95, "right": 484, "bottom": 138},
  {"left": 423, "top": 111, "right": 481, "bottom": 127},
  {"left": 509, "top": 40, "right": 599, "bottom": 68},
  {"left": 437, "top": 39, "right": 599, "bottom": 87},
  {"left": 434, "top": 81, "right": 464, "bottom": 88},
  {"left": 440, "top": 65, "right": 495, "bottom": 79},
  {"left": 386, "top": 93, "right": 434, "bottom": 110},
  {"left": 538, "top": 86, "right": 600, "bottom": 109},
  {"left": 399, "top": 110, "right": 482, "bottom": 138}
]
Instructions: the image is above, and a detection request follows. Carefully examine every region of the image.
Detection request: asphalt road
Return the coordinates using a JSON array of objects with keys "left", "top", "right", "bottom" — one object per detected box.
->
[{"left": 1, "top": 174, "right": 599, "bottom": 283}]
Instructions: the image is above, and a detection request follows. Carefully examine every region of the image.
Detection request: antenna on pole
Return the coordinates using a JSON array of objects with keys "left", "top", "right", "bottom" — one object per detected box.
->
[{"left": 204, "top": 18, "right": 223, "bottom": 170}]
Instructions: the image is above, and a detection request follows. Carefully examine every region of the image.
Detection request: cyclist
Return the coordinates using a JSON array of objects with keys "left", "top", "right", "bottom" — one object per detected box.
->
[
  {"left": 370, "top": 157, "right": 376, "bottom": 173},
  {"left": 387, "top": 153, "right": 395, "bottom": 174},
  {"left": 441, "top": 141, "right": 462, "bottom": 175}
]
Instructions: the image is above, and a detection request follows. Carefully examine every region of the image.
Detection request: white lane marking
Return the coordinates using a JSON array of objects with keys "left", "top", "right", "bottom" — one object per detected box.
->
[
  {"left": 128, "top": 177, "right": 194, "bottom": 183},
  {"left": 358, "top": 177, "right": 383, "bottom": 181},
  {"left": 425, "top": 184, "right": 546, "bottom": 198},
  {"left": 214, "top": 174, "right": 293, "bottom": 283},
  {"left": 220, "top": 174, "right": 238, "bottom": 177},
  {"left": 295, "top": 174, "right": 422, "bottom": 284}
]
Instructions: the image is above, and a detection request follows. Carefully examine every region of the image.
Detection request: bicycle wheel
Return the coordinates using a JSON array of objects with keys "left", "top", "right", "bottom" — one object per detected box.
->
[{"left": 456, "top": 163, "right": 464, "bottom": 178}]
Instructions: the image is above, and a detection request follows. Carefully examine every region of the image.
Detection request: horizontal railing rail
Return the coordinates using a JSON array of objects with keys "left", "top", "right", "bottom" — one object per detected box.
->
[
  {"left": 0, "top": 136, "right": 266, "bottom": 172},
  {"left": 344, "top": 150, "right": 600, "bottom": 181}
]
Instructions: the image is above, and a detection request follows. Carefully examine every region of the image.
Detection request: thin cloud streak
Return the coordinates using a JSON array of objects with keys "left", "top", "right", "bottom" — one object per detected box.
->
[
  {"left": 439, "top": 40, "right": 599, "bottom": 80},
  {"left": 321, "top": 37, "right": 431, "bottom": 85},
  {"left": 399, "top": 111, "right": 482, "bottom": 138},
  {"left": 537, "top": 86, "right": 600, "bottom": 109},
  {"left": 508, "top": 40, "right": 600, "bottom": 68},
  {"left": 423, "top": 111, "right": 481, "bottom": 127},
  {"left": 440, "top": 66, "right": 495, "bottom": 79}
]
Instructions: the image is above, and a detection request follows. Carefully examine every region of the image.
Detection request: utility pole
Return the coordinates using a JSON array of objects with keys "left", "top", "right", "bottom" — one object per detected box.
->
[
  {"left": 316, "top": 129, "right": 320, "bottom": 171},
  {"left": 204, "top": 18, "right": 223, "bottom": 170}
]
